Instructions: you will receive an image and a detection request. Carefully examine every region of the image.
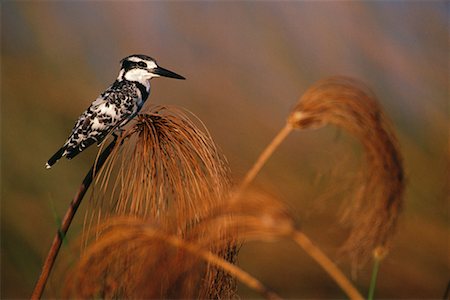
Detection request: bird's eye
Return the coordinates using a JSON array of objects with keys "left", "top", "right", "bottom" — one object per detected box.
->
[{"left": 137, "top": 61, "right": 147, "bottom": 68}]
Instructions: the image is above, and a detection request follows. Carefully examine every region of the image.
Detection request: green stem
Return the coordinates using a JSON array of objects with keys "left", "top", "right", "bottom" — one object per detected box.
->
[{"left": 367, "top": 258, "right": 381, "bottom": 300}]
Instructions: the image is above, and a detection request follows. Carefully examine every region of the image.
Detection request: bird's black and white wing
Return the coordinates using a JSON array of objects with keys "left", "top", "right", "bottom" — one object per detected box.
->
[
  {"left": 46, "top": 54, "right": 183, "bottom": 169},
  {"left": 46, "top": 82, "right": 140, "bottom": 168}
]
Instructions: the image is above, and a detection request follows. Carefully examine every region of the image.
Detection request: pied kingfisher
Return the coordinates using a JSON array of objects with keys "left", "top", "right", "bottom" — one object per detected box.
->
[{"left": 46, "top": 54, "right": 185, "bottom": 169}]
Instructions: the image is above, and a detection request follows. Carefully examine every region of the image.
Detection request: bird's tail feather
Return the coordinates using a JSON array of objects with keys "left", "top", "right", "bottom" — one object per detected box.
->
[
  {"left": 66, "top": 147, "right": 82, "bottom": 160},
  {"left": 46, "top": 146, "right": 66, "bottom": 169}
]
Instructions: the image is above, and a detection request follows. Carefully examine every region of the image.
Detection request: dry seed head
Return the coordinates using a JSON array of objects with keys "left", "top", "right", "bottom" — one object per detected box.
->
[
  {"left": 66, "top": 218, "right": 203, "bottom": 298},
  {"left": 87, "top": 105, "right": 232, "bottom": 230},
  {"left": 66, "top": 200, "right": 290, "bottom": 300},
  {"left": 289, "top": 76, "right": 405, "bottom": 264},
  {"left": 373, "top": 246, "right": 388, "bottom": 261},
  {"left": 80, "top": 105, "right": 237, "bottom": 298},
  {"left": 191, "top": 189, "right": 297, "bottom": 245},
  {"left": 67, "top": 188, "right": 296, "bottom": 298}
]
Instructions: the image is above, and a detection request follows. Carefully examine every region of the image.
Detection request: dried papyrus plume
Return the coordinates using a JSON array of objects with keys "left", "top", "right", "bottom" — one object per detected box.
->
[
  {"left": 91, "top": 105, "right": 231, "bottom": 223},
  {"left": 62, "top": 76, "right": 403, "bottom": 299},
  {"left": 66, "top": 188, "right": 364, "bottom": 300},
  {"left": 66, "top": 191, "right": 296, "bottom": 299},
  {"left": 288, "top": 76, "right": 405, "bottom": 263},
  {"left": 77, "top": 105, "right": 237, "bottom": 299}
]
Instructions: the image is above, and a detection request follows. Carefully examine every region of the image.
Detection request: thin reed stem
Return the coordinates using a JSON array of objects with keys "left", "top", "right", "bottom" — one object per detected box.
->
[
  {"left": 367, "top": 257, "right": 381, "bottom": 300},
  {"left": 291, "top": 230, "right": 364, "bottom": 300},
  {"left": 237, "top": 121, "right": 362, "bottom": 299},
  {"left": 143, "top": 227, "right": 282, "bottom": 300},
  {"left": 240, "top": 123, "right": 293, "bottom": 190},
  {"left": 31, "top": 139, "right": 117, "bottom": 299}
]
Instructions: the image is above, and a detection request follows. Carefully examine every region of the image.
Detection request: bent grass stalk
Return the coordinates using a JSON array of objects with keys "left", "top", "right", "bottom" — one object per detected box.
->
[
  {"left": 147, "top": 228, "right": 281, "bottom": 300},
  {"left": 31, "top": 138, "right": 117, "bottom": 299},
  {"left": 288, "top": 76, "right": 404, "bottom": 262},
  {"left": 235, "top": 75, "right": 404, "bottom": 298},
  {"left": 68, "top": 218, "right": 280, "bottom": 299},
  {"left": 40, "top": 76, "right": 403, "bottom": 298},
  {"left": 291, "top": 230, "right": 364, "bottom": 300},
  {"left": 239, "top": 123, "right": 293, "bottom": 191},
  {"left": 235, "top": 123, "right": 363, "bottom": 299}
]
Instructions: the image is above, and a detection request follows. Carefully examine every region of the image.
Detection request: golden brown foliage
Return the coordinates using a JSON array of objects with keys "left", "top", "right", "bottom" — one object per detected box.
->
[
  {"left": 66, "top": 191, "right": 296, "bottom": 299},
  {"left": 67, "top": 189, "right": 363, "bottom": 300},
  {"left": 288, "top": 76, "right": 404, "bottom": 263},
  {"left": 91, "top": 105, "right": 231, "bottom": 224},
  {"left": 64, "top": 76, "right": 404, "bottom": 299},
  {"left": 80, "top": 105, "right": 237, "bottom": 298}
]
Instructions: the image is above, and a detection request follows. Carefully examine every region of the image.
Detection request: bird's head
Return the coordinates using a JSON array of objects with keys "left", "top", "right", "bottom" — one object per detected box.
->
[{"left": 117, "top": 54, "right": 185, "bottom": 83}]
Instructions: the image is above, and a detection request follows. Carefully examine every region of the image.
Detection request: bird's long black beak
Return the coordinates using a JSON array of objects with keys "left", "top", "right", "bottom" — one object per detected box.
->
[{"left": 153, "top": 66, "right": 185, "bottom": 80}]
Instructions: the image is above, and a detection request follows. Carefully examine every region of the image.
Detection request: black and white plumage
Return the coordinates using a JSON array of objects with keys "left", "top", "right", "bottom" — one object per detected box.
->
[{"left": 46, "top": 54, "right": 185, "bottom": 169}]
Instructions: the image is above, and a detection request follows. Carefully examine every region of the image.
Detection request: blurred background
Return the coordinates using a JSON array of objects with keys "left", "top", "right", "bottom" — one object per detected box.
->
[{"left": 2, "top": 1, "right": 448, "bottom": 298}]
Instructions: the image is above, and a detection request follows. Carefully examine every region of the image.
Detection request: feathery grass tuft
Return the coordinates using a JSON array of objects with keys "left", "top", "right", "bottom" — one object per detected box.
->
[
  {"left": 80, "top": 105, "right": 237, "bottom": 299},
  {"left": 288, "top": 76, "right": 404, "bottom": 264},
  {"left": 91, "top": 105, "right": 231, "bottom": 223},
  {"left": 67, "top": 188, "right": 298, "bottom": 299},
  {"left": 67, "top": 188, "right": 363, "bottom": 299},
  {"left": 51, "top": 76, "right": 403, "bottom": 299}
]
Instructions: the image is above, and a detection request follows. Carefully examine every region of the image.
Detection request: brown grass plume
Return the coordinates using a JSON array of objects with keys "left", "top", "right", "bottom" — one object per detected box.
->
[
  {"left": 288, "top": 76, "right": 405, "bottom": 263},
  {"left": 66, "top": 190, "right": 297, "bottom": 299},
  {"left": 78, "top": 105, "right": 237, "bottom": 298},
  {"left": 62, "top": 76, "right": 403, "bottom": 299},
  {"left": 67, "top": 188, "right": 363, "bottom": 299}
]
